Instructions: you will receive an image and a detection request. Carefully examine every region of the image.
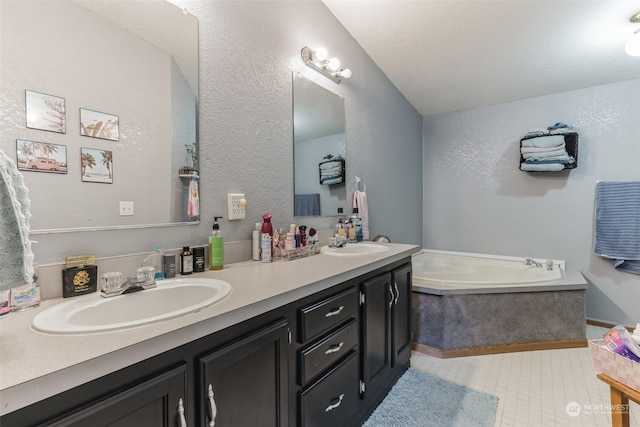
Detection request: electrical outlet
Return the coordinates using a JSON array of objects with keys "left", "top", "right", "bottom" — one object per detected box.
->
[
  {"left": 227, "top": 193, "right": 246, "bottom": 220},
  {"left": 119, "top": 201, "right": 134, "bottom": 216}
]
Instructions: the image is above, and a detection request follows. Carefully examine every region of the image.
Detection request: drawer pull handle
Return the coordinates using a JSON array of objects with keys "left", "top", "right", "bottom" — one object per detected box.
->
[
  {"left": 325, "top": 342, "right": 344, "bottom": 354},
  {"left": 388, "top": 285, "right": 394, "bottom": 308},
  {"left": 207, "top": 384, "right": 217, "bottom": 427},
  {"left": 325, "top": 393, "right": 345, "bottom": 412},
  {"left": 178, "top": 398, "right": 187, "bottom": 427},
  {"left": 325, "top": 305, "right": 344, "bottom": 317}
]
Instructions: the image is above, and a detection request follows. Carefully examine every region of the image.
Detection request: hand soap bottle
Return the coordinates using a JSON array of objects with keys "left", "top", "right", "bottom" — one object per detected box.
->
[{"left": 209, "top": 216, "right": 224, "bottom": 270}]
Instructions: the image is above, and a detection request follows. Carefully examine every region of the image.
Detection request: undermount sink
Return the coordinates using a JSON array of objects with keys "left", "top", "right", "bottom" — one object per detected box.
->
[
  {"left": 321, "top": 243, "right": 390, "bottom": 256},
  {"left": 31, "top": 278, "right": 232, "bottom": 335}
]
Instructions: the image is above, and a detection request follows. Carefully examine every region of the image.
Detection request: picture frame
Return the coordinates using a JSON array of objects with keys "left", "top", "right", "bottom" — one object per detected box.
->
[
  {"left": 81, "top": 147, "right": 113, "bottom": 183},
  {"left": 80, "top": 108, "right": 119, "bottom": 141},
  {"left": 25, "top": 90, "right": 66, "bottom": 134},
  {"left": 16, "top": 139, "right": 67, "bottom": 174}
]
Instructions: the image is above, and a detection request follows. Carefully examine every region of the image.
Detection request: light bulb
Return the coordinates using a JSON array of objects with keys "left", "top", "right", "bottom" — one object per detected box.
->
[
  {"left": 327, "top": 57, "right": 340, "bottom": 71},
  {"left": 339, "top": 68, "right": 352, "bottom": 79},
  {"left": 626, "top": 29, "right": 640, "bottom": 57},
  {"left": 314, "top": 47, "right": 328, "bottom": 61}
]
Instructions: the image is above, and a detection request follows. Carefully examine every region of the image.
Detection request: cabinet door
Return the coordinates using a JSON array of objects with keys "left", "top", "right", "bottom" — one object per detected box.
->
[
  {"left": 48, "top": 364, "right": 188, "bottom": 427},
  {"left": 360, "top": 272, "right": 392, "bottom": 399},
  {"left": 199, "top": 318, "right": 289, "bottom": 427},
  {"left": 392, "top": 263, "right": 413, "bottom": 369}
]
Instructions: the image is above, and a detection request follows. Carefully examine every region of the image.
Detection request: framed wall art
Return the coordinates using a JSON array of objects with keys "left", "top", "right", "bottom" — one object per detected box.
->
[
  {"left": 80, "top": 108, "right": 119, "bottom": 141},
  {"left": 25, "top": 90, "right": 66, "bottom": 134},
  {"left": 16, "top": 139, "right": 67, "bottom": 174},
  {"left": 81, "top": 147, "right": 113, "bottom": 183}
]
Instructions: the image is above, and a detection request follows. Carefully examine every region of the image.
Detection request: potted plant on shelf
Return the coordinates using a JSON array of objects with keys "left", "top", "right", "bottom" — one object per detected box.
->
[{"left": 179, "top": 142, "right": 199, "bottom": 177}]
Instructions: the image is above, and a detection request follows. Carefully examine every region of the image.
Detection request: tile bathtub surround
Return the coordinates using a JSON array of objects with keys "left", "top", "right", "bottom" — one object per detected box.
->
[{"left": 410, "top": 325, "right": 640, "bottom": 427}]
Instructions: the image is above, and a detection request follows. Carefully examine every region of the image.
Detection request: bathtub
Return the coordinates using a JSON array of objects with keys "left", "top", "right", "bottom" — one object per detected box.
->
[
  {"left": 411, "top": 249, "right": 588, "bottom": 357},
  {"left": 412, "top": 249, "right": 565, "bottom": 290}
]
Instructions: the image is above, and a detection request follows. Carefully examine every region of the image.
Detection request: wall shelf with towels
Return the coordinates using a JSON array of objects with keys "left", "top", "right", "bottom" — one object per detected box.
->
[{"left": 519, "top": 132, "right": 578, "bottom": 172}]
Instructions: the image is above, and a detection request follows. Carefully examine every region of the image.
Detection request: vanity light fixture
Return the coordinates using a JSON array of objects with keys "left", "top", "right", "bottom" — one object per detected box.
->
[
  {"left": 301, "top": 46, "right": 352, "bottom": 83},
  {"left": 625, "top": 11, "right": 640, "bottom": 57}
]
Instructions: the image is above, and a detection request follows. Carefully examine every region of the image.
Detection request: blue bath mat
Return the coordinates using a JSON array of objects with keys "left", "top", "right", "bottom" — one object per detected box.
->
[{"left": 363, "top": 368, "right": 499, "bottom": 427}]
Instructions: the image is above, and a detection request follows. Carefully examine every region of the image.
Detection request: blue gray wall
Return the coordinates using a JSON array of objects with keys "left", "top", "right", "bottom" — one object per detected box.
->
[
  {"left": 20, "top": 1, "right": 423, "bottom": 265},
  {"left": 422, "top": 78, "right": 640, "bottom": 326}
]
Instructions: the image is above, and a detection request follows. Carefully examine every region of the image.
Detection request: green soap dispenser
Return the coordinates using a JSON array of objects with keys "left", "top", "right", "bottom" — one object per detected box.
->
[{"left": 209, "top": 216, "right": 224, "bottom": 270}]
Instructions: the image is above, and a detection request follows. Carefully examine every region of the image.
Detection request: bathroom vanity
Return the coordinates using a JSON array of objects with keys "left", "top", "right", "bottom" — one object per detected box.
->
[{"left": 0, "top": 243, "right": 418, "bottom": 426}]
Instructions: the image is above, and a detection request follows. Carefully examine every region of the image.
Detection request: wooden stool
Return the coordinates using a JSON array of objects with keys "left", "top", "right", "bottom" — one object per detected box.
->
[{"left": 597, "top": 374, "right": 640, "bottom": 427}]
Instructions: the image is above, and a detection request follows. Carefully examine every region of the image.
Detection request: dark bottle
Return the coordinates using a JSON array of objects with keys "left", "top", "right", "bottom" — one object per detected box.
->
[
  {"left": 180, "top": 246, "right": 193, "bottom": 275},
  {"left": 193, "top": 247, "right": 205, "bottom": 272}
]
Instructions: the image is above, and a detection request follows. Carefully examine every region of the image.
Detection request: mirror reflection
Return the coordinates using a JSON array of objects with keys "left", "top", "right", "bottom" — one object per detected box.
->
[
  {"left": 293, "top": 74, "right": 347, "bottom": 217},
  {"left": 0, "top": 0, "right": 198, "bottom": 232}
]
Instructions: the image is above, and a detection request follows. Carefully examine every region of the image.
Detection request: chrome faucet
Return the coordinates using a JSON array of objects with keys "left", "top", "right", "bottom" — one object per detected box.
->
[
  {"left": 525, "top": 258, "right": 543, "bottom": 268},
  {"left": 100, "top": 267, "right": 157, "bottom": 298},
  {"left": 545, "top": 260, "right": 555, "bottom": 271}
]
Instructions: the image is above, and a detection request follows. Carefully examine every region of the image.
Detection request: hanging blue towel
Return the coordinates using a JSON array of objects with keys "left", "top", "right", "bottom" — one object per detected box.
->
[
  {"left": 294, "top": 193, "right": 321, "bottom": 216},
  {"left": 594, "top": 181, "right": 640, "bottom": 275}
]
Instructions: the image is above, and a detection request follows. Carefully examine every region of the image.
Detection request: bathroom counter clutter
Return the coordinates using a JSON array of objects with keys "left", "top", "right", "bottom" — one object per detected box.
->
[{"left": 0, "top": 242, "right": 419, "bottom": 417}]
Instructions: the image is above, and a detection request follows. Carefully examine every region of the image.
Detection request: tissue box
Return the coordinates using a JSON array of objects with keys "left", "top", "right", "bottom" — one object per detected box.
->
[
  {"left": 589, "top": 339, "right": 640, "bottom": 392},
  {"left": 62, "top": 265, "right": 97, "bottom": 298}
]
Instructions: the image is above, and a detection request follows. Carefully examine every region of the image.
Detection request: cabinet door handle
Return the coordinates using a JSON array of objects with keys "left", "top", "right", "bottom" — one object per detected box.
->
[
  {"left": 207, "top": 384, "right": 217, "bottom": 427},
  {"left": 325, "top": 305, "right": 344, "bottom": 317},
  {"left": 394, "top": 282, "right": 400, "bottom": 305},
  {"left": 388, "top": 285, "right": 394, "bottom": 308},
  {"left": 325, "top": 393, "right": 344, "bottom": 412},
  {"left": 178, "top": 398, "right": 187, "bottom": 427},
  {"left": 325, "top": 342, "right": 344, "bottom": 354}
]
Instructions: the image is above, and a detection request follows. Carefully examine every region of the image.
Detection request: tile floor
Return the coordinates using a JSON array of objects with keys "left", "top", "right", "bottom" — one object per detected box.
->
[{"left": 410, "top": 325, "right": 640, "bottom": 426}]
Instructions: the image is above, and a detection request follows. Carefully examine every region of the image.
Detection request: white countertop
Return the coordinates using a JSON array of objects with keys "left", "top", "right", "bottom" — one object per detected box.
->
[{"left": 0, "top": 243, "right": 419, "bottom": 416}]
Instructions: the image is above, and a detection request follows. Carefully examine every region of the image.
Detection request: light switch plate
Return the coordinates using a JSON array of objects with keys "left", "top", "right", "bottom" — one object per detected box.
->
[
  {"left": 119, "top": 201, "right": 134, "bottom": 216},
  {"left": 227, "top": 193, "right": 245, "bottom": 220}
]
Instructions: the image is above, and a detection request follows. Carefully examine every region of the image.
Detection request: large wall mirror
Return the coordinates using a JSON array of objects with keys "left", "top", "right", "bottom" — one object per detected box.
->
[
  {"left": 0, "top": 0, "right": 198, "bottom": 232},
  {"left": 293, "top": 74, "right": 346, "bottom": 218}
]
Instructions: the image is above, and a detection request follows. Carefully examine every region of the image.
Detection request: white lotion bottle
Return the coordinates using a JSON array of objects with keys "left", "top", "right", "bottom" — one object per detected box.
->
[{"left": 252, "top": 222, "right": 261, "bottom": 261}]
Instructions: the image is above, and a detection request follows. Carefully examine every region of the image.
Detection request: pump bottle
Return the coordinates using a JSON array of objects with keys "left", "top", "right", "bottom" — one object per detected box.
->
[{"left": 209, "top": 216, "right": 224, "bottom": 270}]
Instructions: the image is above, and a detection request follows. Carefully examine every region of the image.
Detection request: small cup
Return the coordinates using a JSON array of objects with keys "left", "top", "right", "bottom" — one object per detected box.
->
[{"left": 101, "top": 271, "right": 124, "bottom": 293}]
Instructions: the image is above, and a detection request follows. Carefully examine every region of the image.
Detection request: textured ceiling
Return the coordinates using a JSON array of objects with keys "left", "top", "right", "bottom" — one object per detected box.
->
[{"left": 324, "top": 0, "right": 640, "bottom": 116}]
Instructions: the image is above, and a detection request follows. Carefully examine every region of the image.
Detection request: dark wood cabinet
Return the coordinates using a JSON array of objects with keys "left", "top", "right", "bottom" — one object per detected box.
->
[
  {"left": 392, "top": 263, "right": 413, "bottom": 368},
  {"left": 48, "top": 364, "right": 187, "bottom": 427},
  {"left": 357, "top": 263, "right": 413, "bottom": 419},
  {"left": 2, "top": 257, "right": 413, "bottom": 427},
  {"left": 198, "top": 318, "right": 289, "bottom": 427},
  {"left": 360, "top": 272, "right": 393, "bottom": 399}
]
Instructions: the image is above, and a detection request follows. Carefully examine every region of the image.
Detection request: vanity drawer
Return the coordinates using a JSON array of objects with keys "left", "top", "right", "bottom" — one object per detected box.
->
[
  {"left": 299, "top": 318, "right": 358, "bottom": 385},
  {"left": 299, "top": 350, "right": 358, "bottom": 427},
  {"left": 298, "top": 287, "right": 357, "bottom": 342}
]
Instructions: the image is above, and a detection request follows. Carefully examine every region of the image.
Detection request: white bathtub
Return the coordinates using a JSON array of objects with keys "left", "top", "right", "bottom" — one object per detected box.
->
[{"left": 412, "top": 249, "right": 562, "bottom": 286}]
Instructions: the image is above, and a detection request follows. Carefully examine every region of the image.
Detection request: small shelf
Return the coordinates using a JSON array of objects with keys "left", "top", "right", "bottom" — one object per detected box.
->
[{"left": 520, "top": 132, "right": 578, "bottom": 172}]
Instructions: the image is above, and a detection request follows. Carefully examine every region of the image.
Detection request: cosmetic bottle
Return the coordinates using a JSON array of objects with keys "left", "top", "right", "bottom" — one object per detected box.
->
[
  {"left": 295, "top": 227, "right": 301, "bottom": 247},
  {"left": 261, "top": 233, "right": 272, "bottom": 262},
  {"left": 163, "top": 254, "right": 176, "bottom": 278},
  {"left": 193, "top": 247, "right": 205, "bottom": 272},
  {"left": 252, "top": 223, "right": 261, "bottom": 261},
  {"left": 285, "top": 232, "right": 296, "bottom": 250},
  {"left": 262, "top": 213, "right": 273, "bottom": 237},
  {"left": 180, "top": 246, "right": 193, "bottom": 275},
  {"left": 351, "top": 208, "right": 363, "bottom": 242},
  {"left": 299, "top": 225, "right": 307, "bottom": 246},
  {"left": 209, "top": 216, "right": 224, "bottom": 270},
  {"left": 348, "top": 218, "right": 356, "bottom": 242}
]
